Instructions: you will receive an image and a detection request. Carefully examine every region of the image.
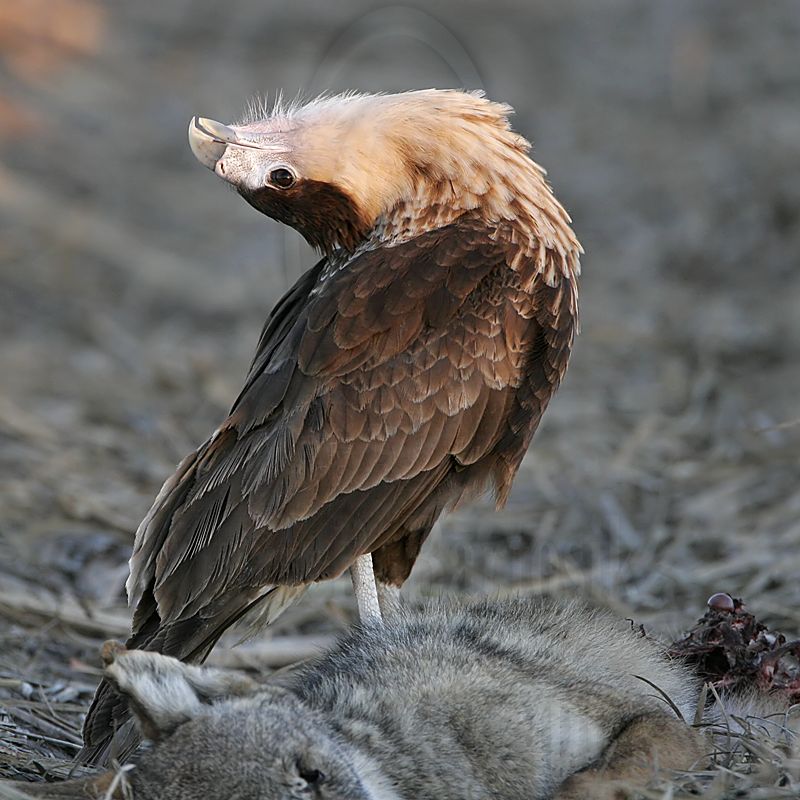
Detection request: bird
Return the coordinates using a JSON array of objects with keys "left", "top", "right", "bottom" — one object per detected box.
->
[{"left": 79, "top": 89, "right": 582, "bottom": 764}]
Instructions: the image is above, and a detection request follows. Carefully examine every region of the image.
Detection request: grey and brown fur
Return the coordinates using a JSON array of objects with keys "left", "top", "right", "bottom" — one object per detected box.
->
[{"left": 22, "top": 597, "right": 706, "bottom": 799}]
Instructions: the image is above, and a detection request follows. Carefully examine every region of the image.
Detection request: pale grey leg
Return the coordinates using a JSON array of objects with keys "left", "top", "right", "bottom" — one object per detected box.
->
[
  {"left": 350, "top": 554, "right": 382, "bottom": 624},
  {"left": 376, "top": 580, "right": 403, "bottom": 619}
]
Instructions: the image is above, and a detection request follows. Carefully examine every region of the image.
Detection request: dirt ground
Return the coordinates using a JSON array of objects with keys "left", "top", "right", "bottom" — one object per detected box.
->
[{"left": 1, "top": 1, "right": 799, "bottom": 795}]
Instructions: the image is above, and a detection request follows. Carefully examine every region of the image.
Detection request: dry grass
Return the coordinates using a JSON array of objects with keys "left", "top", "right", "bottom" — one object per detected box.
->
[{"left": 1, "top": 0, "right": 799, "bottom": 796}]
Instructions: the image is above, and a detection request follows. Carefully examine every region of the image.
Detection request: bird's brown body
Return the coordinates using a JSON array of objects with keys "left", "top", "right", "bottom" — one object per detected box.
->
[{"left": 80, "top": 90, "right": 582, "bottom": 763}]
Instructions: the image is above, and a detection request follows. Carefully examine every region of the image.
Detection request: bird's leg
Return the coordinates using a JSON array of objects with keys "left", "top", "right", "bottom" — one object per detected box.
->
[
  {"left": 350, "top": 554, "right": 382, "bottom": 624},
  {"left": 376, "top": 580, "right": 403, "bottom": 619}
]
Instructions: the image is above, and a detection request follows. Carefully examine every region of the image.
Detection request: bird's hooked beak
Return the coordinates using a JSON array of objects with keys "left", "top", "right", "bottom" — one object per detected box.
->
[
  {"left": 188, "top": 116, "right": 239, "bottom": 171},
  {"left": 188, "top": 116, "right": 290, "bottom": 185},
  {"left": 189, "top": 116, "right": 265, "bottom": 188}
]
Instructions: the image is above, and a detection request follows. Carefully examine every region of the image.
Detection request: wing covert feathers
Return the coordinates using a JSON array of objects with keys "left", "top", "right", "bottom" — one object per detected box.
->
[{"left": 128, "top": 213, "right": 577, "bottom": 634}]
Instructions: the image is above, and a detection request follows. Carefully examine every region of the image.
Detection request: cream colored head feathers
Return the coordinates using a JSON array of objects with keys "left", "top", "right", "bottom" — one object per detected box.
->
[
  {"left": 190, "top": 89, "right": 581, "bottom": 267},
  {"left": 239, "top": 91, "right": 528, "bottom": 219}
]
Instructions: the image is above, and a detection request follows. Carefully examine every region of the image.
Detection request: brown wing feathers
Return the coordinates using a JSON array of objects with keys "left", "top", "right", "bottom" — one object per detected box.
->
[
  {"left": 132, "top": 215, "right": 575, "bottom": 636},
  {"left": 80, "top": 214, "right": 577, "bottom": 763}
]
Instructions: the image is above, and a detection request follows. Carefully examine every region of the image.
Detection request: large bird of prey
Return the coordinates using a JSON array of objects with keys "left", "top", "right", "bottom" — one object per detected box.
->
[{"left": 80, "top": 89, "right": 582, "bottom": 764}]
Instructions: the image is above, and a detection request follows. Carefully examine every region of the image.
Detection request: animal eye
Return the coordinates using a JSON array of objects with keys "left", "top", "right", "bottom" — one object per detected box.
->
[
  {"left": 270, "top": 167, "right": 296, "bottom": 189},
  {"left": 296, "top": 763, "right": 325, "bottom": 786}
]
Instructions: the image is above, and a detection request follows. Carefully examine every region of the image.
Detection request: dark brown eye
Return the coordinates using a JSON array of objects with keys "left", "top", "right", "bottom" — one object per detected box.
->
[{"left": 270, "top": 167, "right": 296, "bottom": 189}]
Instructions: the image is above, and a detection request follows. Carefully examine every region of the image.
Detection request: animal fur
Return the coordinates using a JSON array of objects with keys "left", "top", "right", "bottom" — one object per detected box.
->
[{"left": 32, "top": 597, "right": 705, "bottom": 799}]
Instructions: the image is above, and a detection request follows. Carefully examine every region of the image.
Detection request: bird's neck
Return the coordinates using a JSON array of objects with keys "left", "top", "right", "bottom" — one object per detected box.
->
[
  {"left": 323, "top": 158, "right": 582, "bottom": 294},
  {"left": 367, "top": 170, "right": 581, "bottom": 282}
]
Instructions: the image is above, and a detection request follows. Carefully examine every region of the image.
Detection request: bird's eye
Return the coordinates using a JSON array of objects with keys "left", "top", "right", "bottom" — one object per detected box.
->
[{"left": 270, "top": 167, "right": 296, "bottom": 189}]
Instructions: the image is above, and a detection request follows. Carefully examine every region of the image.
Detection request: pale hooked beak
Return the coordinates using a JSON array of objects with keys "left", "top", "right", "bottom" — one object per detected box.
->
[
  {"left": 188, "top": 116, "right": 288, "bottom": 175},
  {"left": 188, "top": 116, "right": 237, "bottom": 171}
]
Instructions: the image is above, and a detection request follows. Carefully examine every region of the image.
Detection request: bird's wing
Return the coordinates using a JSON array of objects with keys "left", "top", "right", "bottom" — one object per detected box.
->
[{"left": 127, "top": 214, "right": 577, "bottom": 627}]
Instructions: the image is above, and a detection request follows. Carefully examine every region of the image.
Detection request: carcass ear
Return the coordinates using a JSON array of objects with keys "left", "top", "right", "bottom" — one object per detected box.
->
[
  {"left": 102, "top": 641, "right": 257, "bottom": 740},
  {"left": 4, "top": 770, "right": 127, "bottom": 798}
]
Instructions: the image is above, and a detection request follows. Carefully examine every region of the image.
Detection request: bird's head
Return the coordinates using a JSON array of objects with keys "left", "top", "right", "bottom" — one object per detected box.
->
[{"left": 188, "top": 89, "right": 554, "bottom": 254}]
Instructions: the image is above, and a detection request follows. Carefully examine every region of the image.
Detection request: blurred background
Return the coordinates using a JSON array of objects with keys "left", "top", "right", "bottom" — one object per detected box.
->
[{"left": 1, "top": 0, "right": 799, "bottom": 781}]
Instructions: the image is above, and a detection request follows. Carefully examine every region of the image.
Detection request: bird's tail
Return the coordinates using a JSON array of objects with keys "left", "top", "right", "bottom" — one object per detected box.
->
[{"left": 77, "top": 584, "right": 307, "bottom": 766}]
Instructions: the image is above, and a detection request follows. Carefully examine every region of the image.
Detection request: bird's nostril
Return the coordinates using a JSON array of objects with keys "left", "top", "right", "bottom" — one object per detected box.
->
[{"left": 219, "top": 162, "right": 226, "bottom": 175}]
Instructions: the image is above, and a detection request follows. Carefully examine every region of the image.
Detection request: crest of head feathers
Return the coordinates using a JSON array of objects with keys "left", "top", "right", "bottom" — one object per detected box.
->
[{"left": 189, "top": 89, "right": 581, "bottom": 280}]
